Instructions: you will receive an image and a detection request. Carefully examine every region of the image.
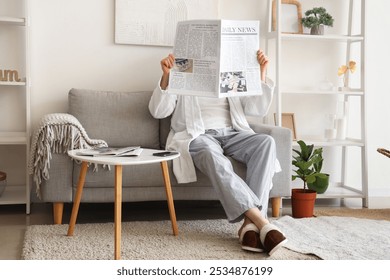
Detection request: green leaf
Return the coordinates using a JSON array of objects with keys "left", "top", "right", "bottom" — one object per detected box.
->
[
  {"left": 306, "top": 174, "right": 317, "bottom": 184},
  {"left": 292, "top": 175, "right": 298, "bottom": 181},
  {"left": 292, "top": 148, "right": 301, "bottom": 156},
  {"left": 313, "top": 158, "right": 323, "bottom": 172},
  {"left": 302, "top": 7, "right": 334, "bottom": 28},
  {"left": 316, "top": 173, "right": 328, "bottom": 179},
  {"left": 294, "top": 161, "right": 312, "bottom": 171},
  {"left": 297, "top": 140, "right": 314, "bottom": 161}
]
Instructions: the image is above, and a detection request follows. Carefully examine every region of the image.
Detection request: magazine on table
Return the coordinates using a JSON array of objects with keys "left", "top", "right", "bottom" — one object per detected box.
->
[
  {"left": 168, "top": 19, "right": 262, "bottom": 98},
  {"left": 76, "top": 146, "right": 143, "bottom": 157}
]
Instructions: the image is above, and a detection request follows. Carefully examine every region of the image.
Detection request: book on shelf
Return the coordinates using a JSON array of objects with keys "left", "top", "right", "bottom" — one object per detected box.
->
[{"left": 76, "top": 146, "right": 143, "bottom": 157}]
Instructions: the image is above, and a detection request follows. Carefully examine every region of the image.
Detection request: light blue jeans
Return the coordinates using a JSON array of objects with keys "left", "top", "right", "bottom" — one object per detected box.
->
[{"left": 189, "top": 128, "right": 277, "bottom": 223}]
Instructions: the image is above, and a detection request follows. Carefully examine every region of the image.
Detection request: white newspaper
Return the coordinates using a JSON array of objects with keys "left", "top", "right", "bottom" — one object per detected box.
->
[{"left": 168, "top": 19, "right": 262, "bottom": 98}]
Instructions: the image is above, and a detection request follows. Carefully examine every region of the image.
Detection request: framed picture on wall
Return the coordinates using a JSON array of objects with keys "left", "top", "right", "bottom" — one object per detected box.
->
[
  {"left": 115, "top": 0, "right": 219, "bottom": 46},
  {"left": 274, "top": 113, "right": 297, "bottom": 140}
]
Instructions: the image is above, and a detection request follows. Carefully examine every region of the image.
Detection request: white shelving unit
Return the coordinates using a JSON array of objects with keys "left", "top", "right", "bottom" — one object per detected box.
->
[
  {"left": 266, "top": 0, "right": 368, "bottom": 206},
  {"left": 0, "top": 0, "right": 31, "bottom": 213}
]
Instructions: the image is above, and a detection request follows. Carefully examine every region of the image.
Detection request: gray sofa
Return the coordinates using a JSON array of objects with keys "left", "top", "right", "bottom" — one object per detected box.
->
[{"left": 34, "top": 88, "right": 292, "bottom": 224}]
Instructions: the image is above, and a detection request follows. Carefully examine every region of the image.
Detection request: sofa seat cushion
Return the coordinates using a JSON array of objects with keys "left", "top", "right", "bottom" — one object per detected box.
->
[{"left": 68, "top": 89, "right": 160, "bottom": 148}]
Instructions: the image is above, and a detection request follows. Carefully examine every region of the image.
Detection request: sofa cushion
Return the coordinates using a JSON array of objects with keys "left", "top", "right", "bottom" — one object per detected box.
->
[{"left": 68, "top": 89, "right": 160, "bottom": 148}]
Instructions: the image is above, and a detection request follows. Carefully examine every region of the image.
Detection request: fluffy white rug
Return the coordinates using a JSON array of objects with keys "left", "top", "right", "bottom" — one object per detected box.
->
[
  {"left": 22, "top": 216, "right": 390, "bottom": 260},
  {"left": 21, "top": 218, "right": 314, "bottom": 260},
  {"left": 272, "top": 215, "right": 390, "bottom": 260}
]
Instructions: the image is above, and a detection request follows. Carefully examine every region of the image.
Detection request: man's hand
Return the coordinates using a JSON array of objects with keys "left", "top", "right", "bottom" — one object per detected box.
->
[
  {"left": 160, "top": 54, "right": 175, "bottom": 90},
  {"left": 257, "top": 50, "right": 269, "bottom": 82}
]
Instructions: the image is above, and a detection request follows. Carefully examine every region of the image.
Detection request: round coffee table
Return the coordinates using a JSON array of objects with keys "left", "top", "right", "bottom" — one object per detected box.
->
[{"left": 67, "top": 148, "right": 180, "bottom": 260}]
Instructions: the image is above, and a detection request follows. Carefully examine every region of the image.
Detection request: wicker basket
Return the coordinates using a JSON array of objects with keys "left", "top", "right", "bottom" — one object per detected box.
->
[
  {"left": 0, "top": 171, "right": 6, "bottom": 197},
  {"left": 377, "top": 148, "right": 390, "bottom": 158}
]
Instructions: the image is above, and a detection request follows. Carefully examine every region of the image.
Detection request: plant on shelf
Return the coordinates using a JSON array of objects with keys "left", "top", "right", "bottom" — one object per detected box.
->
[
  {"left": 291, "top": 140, "right": 330, "bottom": 218},
  {"left": 301, "top": 7, "right": 334, "bottom": 35},
  {"left": 338, "top": 60, "right": 356, "bottom": 91}
]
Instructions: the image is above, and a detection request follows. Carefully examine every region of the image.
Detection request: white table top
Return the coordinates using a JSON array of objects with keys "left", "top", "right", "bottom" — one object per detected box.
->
[{"left": 68, "top": 148, "right": 180, "bottom": 166}]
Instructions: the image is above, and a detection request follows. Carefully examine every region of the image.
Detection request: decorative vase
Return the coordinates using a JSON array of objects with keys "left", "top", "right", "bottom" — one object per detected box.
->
[
  {"left": 324, "top": 114, "right": 337, "bottom": 140},
  {"left": 334, "top": 101, "right": 349, "bottom": 139},
  {"left": 307, "top": 174, "right": 329, "bottom": 194},
  {"left": 291, "top": 188, "right": 317, "bottom": 218},
  {"left": 335, "top": 117, "right": 347, "bottom": 140},
  {"left": 310, "top": 25, "right": 324, "bottom": 35},
  {"left": 318, "top": 77, "right": 334, "bottom": 91},
  {"left": 339, "top": 71, "right": 350, "bottom": 91}
]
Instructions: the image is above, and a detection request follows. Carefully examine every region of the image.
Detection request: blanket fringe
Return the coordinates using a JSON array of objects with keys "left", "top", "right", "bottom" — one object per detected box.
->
[{"left": 29, "top": 113, "right": 107, "bottom": 198}]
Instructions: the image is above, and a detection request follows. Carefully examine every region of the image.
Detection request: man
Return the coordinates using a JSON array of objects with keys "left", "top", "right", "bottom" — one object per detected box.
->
[{"left": 149, "top": 50, "right": 287, "bottom": 255}]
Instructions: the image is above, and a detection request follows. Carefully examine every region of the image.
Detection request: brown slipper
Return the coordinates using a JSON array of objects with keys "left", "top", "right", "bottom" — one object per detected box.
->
[
  {"left": 239, "top": 223, "right": 264, "bottom": 253},
  {"left": 260, "top": 223, "right": 287, "bottom": 256}
]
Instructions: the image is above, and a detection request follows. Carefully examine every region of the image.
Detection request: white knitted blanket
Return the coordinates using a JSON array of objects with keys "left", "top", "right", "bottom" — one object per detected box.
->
[{"left": 29, "top": 113, "right": 107, "bottom": 197}]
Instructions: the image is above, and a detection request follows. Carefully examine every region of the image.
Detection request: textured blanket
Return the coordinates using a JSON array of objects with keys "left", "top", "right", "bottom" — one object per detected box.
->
[{"left": 28, "top": 113, "right": 107, "bottom": 197}]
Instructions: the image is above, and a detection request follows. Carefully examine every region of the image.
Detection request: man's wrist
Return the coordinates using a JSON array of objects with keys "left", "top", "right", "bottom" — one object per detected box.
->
[{"left": 160, "top": 74, "right": 169, "bottom": 90}]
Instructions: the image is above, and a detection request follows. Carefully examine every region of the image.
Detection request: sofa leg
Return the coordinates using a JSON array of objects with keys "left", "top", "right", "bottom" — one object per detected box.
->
[
  {"left": 53, "top": 202, "right": 64, "bottom": 224},
  {"left": 271, "top": 197, "right": 281, "bottom": 217}
]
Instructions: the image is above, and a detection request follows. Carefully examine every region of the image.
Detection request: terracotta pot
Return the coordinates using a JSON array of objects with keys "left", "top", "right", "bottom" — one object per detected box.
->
[{"left": 291, "top": 188, "right": 317, "bottom": 218}]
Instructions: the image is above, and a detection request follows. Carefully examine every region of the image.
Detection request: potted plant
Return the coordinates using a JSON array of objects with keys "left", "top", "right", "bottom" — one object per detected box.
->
[
  {"left": 301, "top": 7, "right": 334, "bottom": 35},
  {"left": 291, "top": 140, "right": 330, "bottom": 218}
]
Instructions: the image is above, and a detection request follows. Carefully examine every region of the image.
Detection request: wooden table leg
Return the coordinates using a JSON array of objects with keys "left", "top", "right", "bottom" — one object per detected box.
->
[
  {"left": 114, "top": 165, "right": 123, "bottom": 260},
  {"left": 160, "top": 161, "right": 178, "bottom": 236},
  {"left": 67, "top": 161, "right": 88, "bottom": 236}
]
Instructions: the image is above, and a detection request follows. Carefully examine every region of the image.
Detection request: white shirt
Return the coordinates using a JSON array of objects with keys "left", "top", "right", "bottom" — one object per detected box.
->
[
  {"left": 149, "top": 78, "right": 278, "bottom": 183},
  {"left": 198, "top": 97, "right": 232, "bottom": 129}
]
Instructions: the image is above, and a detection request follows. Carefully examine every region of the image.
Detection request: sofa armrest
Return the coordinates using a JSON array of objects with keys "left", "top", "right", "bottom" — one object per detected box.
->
[
  {"left": 31, "top": 153, "right": 74, "bottom": 203},
  {"left": 29, "top": 113, "right": 107, "bottom": 200},
  {"left": 248, "top": 122, "right": 292, "bottom": 198}
]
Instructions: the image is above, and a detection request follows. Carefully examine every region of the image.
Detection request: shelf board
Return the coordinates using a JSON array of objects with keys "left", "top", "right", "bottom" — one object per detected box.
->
[
  {"left": 292, "top": 138, "right": 365, "bottom": 147},
  {"left": 0, "top": 185, "right": 28, "bottom": 205},
  {"left": 290, "top": 185, "right": 364, "bottom": 199},
  {"left": 0, "top": 16, "right": 26, "bottom": 25},
  {"left": 267, "top": 32, "right": 364, "bottom": 42},
  {"left": 0, "top": 81, "right": 26, "bottom": 86},
  {"left": 281, "top": 89, "right": 364, "bottom": 96},
  {"left": 316, "top": 184, "right": 364, "bottom": 199},
  {"left": 0, "top": 132, "right": 28, "bottom": 144},
  {"left": 282, "top": 33, "right": 364, "bottom": 42}
]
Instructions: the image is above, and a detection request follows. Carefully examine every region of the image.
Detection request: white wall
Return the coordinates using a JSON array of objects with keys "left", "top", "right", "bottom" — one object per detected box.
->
[
  {"left": 29, "top": 0, "right": 270, "bottom": 126},
  {"left": 365, "top": 0, "right": 390, "bottom": 207},
  {"left": 10, "top": 0, "right": 390, "bottom": 206},
  {"left": 30, "top": 0, "right": 168, "bottom": 125}
]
